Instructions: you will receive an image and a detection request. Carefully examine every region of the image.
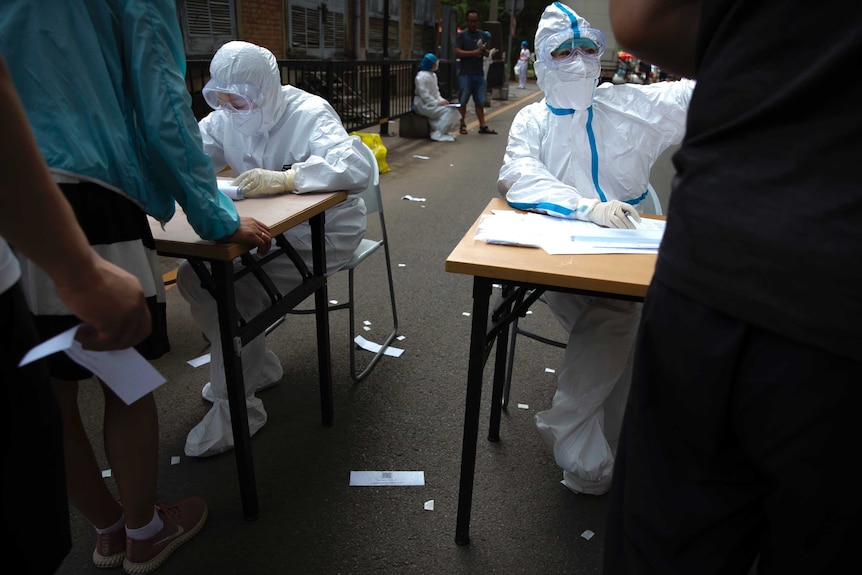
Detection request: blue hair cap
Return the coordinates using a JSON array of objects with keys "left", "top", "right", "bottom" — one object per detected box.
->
[{"left": 420, "top": 53, "right": 438, "bottom": 71}]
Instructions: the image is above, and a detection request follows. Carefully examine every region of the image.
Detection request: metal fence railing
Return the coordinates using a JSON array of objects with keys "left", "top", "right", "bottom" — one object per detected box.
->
[{"left": 186, "top": 58, "right": 458, "bottom": 134}]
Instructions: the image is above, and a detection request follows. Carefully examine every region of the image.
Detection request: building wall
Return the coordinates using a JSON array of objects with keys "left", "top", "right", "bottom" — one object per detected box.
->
[
  {"left": 400, "top": 0, "right": 413, "bottom": 59},
  {"left": 238, "top": 0, "right": 284, "bottom": 58},
  {"left": 225, "top": 0, "right": 435, "bottom": 61}
]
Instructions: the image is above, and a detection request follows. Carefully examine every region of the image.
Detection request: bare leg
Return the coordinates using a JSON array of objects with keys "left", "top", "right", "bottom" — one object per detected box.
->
[
  {"left": 459, "top": 105, "right": 467, "bottom": 127},
  {"left": 476, "top": 105, "right": 486, "bottom": 127},
  {"left": 101, "top": 382, "right": 158, "bottom": 529},
  {"left": 53, "top": 378, "right": 124, "bottom": 530}
]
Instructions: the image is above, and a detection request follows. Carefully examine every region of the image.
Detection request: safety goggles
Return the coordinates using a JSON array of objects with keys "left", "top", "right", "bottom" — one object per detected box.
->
[
  {"left": 538, "top": 27, "right": 605, "bottom": 68},
  {"left": 202, "top": 79, "right": 261, "bottom": 114}
]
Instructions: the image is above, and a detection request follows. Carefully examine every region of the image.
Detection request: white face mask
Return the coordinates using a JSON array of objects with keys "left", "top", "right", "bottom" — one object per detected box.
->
[
  {"left": 230, "top": 109, "right": 264, "bottom": 137},
  {"left": 537, "top": 57, "right": 599, "bottom": 111}
]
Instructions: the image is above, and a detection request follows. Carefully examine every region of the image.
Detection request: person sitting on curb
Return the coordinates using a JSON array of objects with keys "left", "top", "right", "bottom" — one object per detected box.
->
[{"left": 413, "top": 53, "right": 460, "bottom": 142}]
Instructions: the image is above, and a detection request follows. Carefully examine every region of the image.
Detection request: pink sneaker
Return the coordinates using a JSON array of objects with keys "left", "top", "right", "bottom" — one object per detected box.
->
[
  {"left": 93, "top": 528, "right": 125, "bottom": 568},
  {"left": 122, "top": 497, "right": 208, "bottom": 575}
]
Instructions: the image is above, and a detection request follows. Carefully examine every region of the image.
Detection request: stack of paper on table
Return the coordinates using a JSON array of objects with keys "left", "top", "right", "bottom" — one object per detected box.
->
[{"left": 474, "top": 209, "right": 665, "bottom": 255}]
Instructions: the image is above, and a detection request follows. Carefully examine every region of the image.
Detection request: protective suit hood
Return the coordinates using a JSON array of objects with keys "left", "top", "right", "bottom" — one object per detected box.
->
[
  {"left": 534, "top": 2, "right": 601, "bottom": 112},
  {"left": 208, "top": 41, "right": 287, "bottom": 137}
]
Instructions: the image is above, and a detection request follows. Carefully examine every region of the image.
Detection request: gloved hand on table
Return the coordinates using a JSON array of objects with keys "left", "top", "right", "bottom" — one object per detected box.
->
[
  {"left": 585, "top": 199, "right": 640, "bottom": 229},
  {"left": 232, "top": 168, "right": 297, "bottom": 197}
]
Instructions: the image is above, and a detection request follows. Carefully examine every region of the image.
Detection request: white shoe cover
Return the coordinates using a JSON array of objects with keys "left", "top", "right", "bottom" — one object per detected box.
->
[
  {"left": 184, "top": 395, "right": 268, "bottom": 458},
  {"left": 562, "top": 470, "right": 611, "bottom": 496},
  {"left": 188, "top": 345, "right": 283, "bottom": 456},
  {"left": 201, "top": 346, "right": 282, "bottom": 402}
]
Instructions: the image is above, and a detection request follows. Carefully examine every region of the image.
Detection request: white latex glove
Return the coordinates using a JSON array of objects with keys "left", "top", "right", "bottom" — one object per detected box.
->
[
  {"left": 586, "top": 200, "right": 641, "bottom": 229},
  {"left": 476, "top": 38, "right": 486, "bottom": 51},
  {"left": 232, "top": 168, "right": 297, "bottom": 197}
]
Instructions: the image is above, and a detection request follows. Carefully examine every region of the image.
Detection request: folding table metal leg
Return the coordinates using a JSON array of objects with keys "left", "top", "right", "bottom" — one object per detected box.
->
[
  {"left": 455, "top": 277, "right": 494, "bottom": 546},
  {"left": 210, "top": 260, "right": 259, "bottom": 520},
  {"left": 487, "top": 308, "right": 512, "bottom": 443},
  {"left": 309, "top": 212, "right": 334, "bottom": 426}
]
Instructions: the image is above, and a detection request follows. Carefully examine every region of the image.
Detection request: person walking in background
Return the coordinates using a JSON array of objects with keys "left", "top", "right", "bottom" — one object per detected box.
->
[
  {"left": 604, "top": 0, "right": 862, "bottom": 573},
  {"left": 517, "top": 40, "right": 531, "bottom": 89},
  {"left": 0, "top": 55, "right": 154, "bottom": 575},
  {"left": 497, "top": 1, "right": 693, "bottom": 497},
  {"left": 413, "top": 53, "right": 460, "bottom": 142},
  {"left": 455, "top": 9, "right": 498, "bottom": 135},
  {"left": 178, "top": 41, "right": 371, "bottom": 458},
  {"left": 0, "top": 2, "right": 271, "bottom": 573}
]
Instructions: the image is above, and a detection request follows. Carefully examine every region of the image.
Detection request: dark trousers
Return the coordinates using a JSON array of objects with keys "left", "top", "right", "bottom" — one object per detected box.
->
[
  {"left": 0, "top": 282, "right": 71, "bottom": 573},
  {"left": 604, "top": 279, "right": 862, "bottom": 575}
]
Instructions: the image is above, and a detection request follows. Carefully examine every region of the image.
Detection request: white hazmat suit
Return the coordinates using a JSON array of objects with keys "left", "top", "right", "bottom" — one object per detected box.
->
[
  {"left": 413, "top": 53, "right": 459, "bottom": 142},
  {"left": 178, "top": 41, "right": 370, "bottom": 457},
  {"left": 516, "top": 42, "right": 531, "bottom": 89},
  {"left": 497, "top": 2, "right": 693, "bottom": 495}
]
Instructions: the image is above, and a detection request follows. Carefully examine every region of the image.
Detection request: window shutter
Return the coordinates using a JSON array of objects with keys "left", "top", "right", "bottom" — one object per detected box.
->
[{"left": 183, "top": 0, "right": 235, "bottom": 57}]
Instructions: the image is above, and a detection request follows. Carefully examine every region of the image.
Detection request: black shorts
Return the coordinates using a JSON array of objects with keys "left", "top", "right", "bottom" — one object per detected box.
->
[{"left": 18, "top": 182, "right": 169, "bottom": 381}]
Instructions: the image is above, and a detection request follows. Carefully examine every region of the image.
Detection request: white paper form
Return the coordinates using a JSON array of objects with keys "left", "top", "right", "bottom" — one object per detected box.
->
[
  {"left": 19, "top": 324, "right": 166, "bottom": 405},
  {"left": 474, "top": 209, "right": 665, "bottom": 255},
  {"left": 349, "top": 471, "right": 425, "bottom": 486},
  {"left": 544, "top": 227, "right": 664, "bottom": 255},
  {"left": 354, "top": 335, "right": 404, "bottom": 357},
  {"left": 473, "top": 210, "right": 548, "bottom": 247}
]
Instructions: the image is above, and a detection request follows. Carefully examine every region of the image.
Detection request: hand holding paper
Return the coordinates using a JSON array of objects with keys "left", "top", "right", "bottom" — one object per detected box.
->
[
  {"left": 58, "top": 257, "right": 152, "bottom": 352},
  {"left": 586, "top": 200, "right": 640, "bottom": 229},
  {"left": 19, "top": 324, "right": 166, "bottom": 405}
]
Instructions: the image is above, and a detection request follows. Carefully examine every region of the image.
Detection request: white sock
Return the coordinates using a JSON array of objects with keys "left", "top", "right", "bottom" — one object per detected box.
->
[
  {"left": 125, "top": 509, "right": 164, "bottom": 541},
  {"left": 94, "top": 514, "right": 124, "bottom": 535}
]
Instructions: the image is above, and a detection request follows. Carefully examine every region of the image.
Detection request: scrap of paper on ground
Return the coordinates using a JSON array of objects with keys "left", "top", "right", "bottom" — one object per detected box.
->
[{"left": 349, "top": 471, "right": 425, "bottom": 486}]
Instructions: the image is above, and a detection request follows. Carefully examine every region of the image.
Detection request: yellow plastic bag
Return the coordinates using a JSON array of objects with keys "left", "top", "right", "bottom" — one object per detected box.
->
[{"left": 350, "top": 131, "right": 390, "bottom": 174}]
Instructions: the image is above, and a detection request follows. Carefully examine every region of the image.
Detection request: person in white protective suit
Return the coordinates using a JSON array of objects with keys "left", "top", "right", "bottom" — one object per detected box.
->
[
  {"left": 516, "top": 40, "right": 531, "bottom": 89},
  {"left": 177, "top": 41, "right": 371, "bottom": 458},
  {"left": 413, "top": 53, "right": 460, "bottom": 142},
  {"left": 497, "top": 2, "right": 694, "bottom": 495}
]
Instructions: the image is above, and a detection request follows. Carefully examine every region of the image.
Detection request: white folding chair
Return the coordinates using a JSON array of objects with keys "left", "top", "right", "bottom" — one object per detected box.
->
[
  {"left": 501, "top": 184, "right": 661, "bottom": 407},
  {"left": 271, "top": 142, "right": 399, "bottom": 382},
  {"left": 339, "top": 143, "right": 400, "bottom": 381}
]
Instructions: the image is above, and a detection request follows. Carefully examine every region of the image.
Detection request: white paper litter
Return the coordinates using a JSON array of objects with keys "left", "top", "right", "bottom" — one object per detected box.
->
[
  {"left": 354, "top": 335, "right": 404, "bottom": 357},
  {"left": 349, "top": 471, "right": 425, "bottom": 486},
  {"left": 187, "top": 353, "right": 210, "bottom": 368}
]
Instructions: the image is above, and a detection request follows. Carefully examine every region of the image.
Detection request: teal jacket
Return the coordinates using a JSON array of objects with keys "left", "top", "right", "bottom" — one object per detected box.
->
[{"left": 0, "top": 0, "right": 239, "bottom": 240}]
